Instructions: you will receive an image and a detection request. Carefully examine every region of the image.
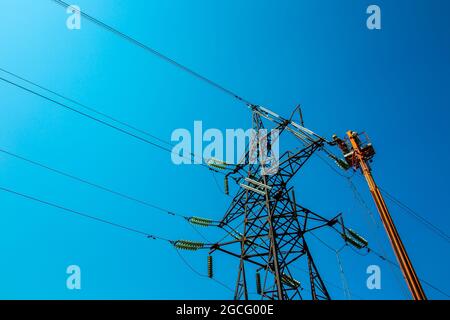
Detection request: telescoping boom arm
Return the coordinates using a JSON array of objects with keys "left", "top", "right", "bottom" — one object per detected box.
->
[{"left": 335, "top": 131, "right": 427, "bottom": 300}]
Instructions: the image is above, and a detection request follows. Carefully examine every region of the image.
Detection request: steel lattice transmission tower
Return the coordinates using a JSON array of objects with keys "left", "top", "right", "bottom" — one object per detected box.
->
[{"left": 209, "top": 106, "right": 346, "bottom": 300}]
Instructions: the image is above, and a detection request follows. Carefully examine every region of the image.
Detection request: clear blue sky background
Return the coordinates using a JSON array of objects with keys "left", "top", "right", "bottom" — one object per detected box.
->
[{"left": 0, "top": 0, "right": 448, "bottom": 299}]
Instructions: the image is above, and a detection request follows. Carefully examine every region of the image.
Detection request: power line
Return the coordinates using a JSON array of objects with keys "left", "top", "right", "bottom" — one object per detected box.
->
[
  {"left": 0, "top": 147, "right": 187, "bottom": 219},
  {"left": 379, "top": 186, "right": 450, "bottom": 244},
  {"left": 335, "top": 248, "right": 352, "bottom": 300},
  {"left": 0, "top": 67, "right": 220, "bottom": 172},
  {"left": 0, "top": 184, "right": 235, "bottom": 295},
  {"left": 0, "top": 75, "right": 212, "bottom": 170},
  {"left": 0, "top": 185, "right": 169, "bottom": 241},
  {"left": 0, "top": 67, "right": 173, "bottom": 148},
  {"left": 0, "top": 184, "right": 235, "bottom": 291},
  {"left": 0, "top": 70, "right": 230, "bottom": 250},
  {"left": 367, "top": 247, "right": 450, "bottom": 299},
  {"left": 0, "top": 76, "right": 172, "bottom": 153},
  {"left": 50, "top": 0, "right": 253, "bottom": 107},
  {"left": 354, "top": 169, "right": 450, "bottom": 245}
]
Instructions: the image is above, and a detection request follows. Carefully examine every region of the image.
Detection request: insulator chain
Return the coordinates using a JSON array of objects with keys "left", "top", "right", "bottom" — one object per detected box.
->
[
  {"left": 187, "top": 216, "right": 217, "bottom": 227},
  {"left": 207, "top": 255, "right": 213, "bottom": 278},
  {"left": 342, "top": 228, "right": 369, "bottom": 249},
  {"left": 173, "top": 240, "right": 205, "bottom": 251}
]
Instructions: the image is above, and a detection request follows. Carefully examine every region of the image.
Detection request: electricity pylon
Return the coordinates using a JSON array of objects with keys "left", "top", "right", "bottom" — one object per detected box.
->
[{"left": 209, "top": 108, "right": 345, "bottom": 300}]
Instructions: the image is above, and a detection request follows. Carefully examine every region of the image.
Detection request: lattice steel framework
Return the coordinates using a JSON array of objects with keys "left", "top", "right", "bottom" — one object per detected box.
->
[{"left": 209, "top": 111, "right": 343, "bottom": 300}]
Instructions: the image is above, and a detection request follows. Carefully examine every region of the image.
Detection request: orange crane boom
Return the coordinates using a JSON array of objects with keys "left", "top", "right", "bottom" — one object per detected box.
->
[{"left": 345, "top": 130, "right": 427, "bottom": 300}]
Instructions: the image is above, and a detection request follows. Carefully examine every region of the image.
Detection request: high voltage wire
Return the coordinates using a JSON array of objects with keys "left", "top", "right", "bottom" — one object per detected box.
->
[
  {"left": 0, "top": 147, "right": 187, "bottom": 220},
  {"left": 356, "top": 172, "right": 450, "bottom": 245},
  {"left": 0, "top": 70, "right": 225, "bottom": 259},
  {"left": 0, "top": 75, "right": 173, "bottom": 153},
  {"left": 379, "top": 186, "right": 450, "bottom": 244},
  {"left": 367, "top": 247, "right": 450, "bottom": 299},
  {"left": 0, "top": 68, "right": 228, "bottom": 248},
  {"left": 0, "top": 184, "right": 235, "bottom": 291},
  {"left": 346, "top": 164, "right": 450, "bottom": 244},
  {"left": 0, "top": 185, "right": 169, "bottom": 241},
  {"left": 0, "top": 67, "right": 173, "bottom": 148},
  {"left": 335, "top": 248, "right": 352, "bottom": 300},
  {"left": 0, "top": 183, "right": 234, "bottom": 293},
  {"left": 0, "top": 67, "right": 218, "bottom": 172},
  {"left": 0, "top": 70, "right": 222, "bottom": 236},
  {"left": 50, "top": 0, "right": 253, "bottom": 107},
  {"left": 0, "top": 75, "right": 214, "bottom": 170}
]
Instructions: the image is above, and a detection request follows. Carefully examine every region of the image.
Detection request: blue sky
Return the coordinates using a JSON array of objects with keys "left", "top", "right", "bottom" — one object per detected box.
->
[{"left": 0, "top": 0, "right": 448, "bottom": 299}]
